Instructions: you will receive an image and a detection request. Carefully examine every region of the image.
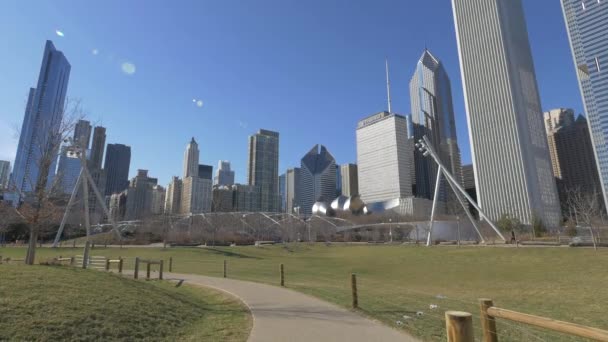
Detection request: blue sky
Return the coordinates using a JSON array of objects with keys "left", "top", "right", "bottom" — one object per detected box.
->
[{"left": 0, "top": 0, "right": 583, "bottom": 186}]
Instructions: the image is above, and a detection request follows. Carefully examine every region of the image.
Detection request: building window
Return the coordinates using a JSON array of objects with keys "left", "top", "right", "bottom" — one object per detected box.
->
[
  {"left": 582, "top": 1, "right": 586, "bottom": 10},
  {"left": 595, "top": 57, "right": 601, "bottom": 72}
]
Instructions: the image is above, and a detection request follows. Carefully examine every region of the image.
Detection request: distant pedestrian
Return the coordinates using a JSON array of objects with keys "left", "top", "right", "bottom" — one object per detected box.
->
[{"left": 510, "top": 230, "right": 516, "bottom": 244}]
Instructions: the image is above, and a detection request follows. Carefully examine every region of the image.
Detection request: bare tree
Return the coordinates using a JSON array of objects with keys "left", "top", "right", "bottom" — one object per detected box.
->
[
  {"left": 9, "top": 99, "right": 86, "bottom": 264},
  {"left": 565, "top": 187, "right": 603, "bottom": 250}
]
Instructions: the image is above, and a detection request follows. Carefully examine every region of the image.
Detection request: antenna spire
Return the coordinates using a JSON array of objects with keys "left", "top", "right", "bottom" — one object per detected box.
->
[{"left": 385, "top": 57, "right": 392, "bottom": 113}]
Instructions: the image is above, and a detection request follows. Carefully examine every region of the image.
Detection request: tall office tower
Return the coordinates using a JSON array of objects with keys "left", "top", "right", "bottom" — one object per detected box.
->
[
  {"left": 451, "top": 0, "right": 561, "bottom": 227},
  {"left": 11, "top": 40, "right": 70, "bottom": 200},
  {"left": 299, "top": 145, "right": 337, "bottom": 216},
  {"left": 55, "top": 146, "right": 83, "bottom": 194},
  {"left": 214, "top": 160, "right": 235, "bottom": 186},
  {"left": 109, "top": 191, "right": 127, "bottom": 222},
  {"left": 340, "top": 164, "right": 359, "bottom": 197},
  {"left": 198, "top": 164, "right": 213, "bottom": 181},
  {"left": 335, "top": 164, "right": 342, "bottom": 197},
  {"left": 90, "top": 126, "right": 106, "bottom": 170},
  {"left": 356, "top": 112, "right": 413, "bottom": 203},
  {"left": 73, "top": 120, "right": 92, "bottom": 149},
  {"left": 279, "top": 173, "right": 286, "bottom": 212},
  {"left": 562, "top": 0, "right": 608, "bottom": 208},
  {"left": 125, "top": 169, "right": 158, "bottom": 220},
  {"left": 104, "top": 144, "right": 131, "bottom": 195},
  {"left": 247, "top": 129, "right": 280, "bottom": 212},
  {"left": 181, "top": 177, "right": 212, "bottom": 214},
  {"left": 544, "top": 108, "right": 602, "bottom": 204},
  {"left": 410, "top": 49, "right": 462, "bottom": 199},
  {"left": 211, "top": 185, "right": 234, "bottom": 212},
  {"left": 150, "top": 185, "right": 166, "bottom": 215},
  {"left": 183, "top": 138, "right": 199, "bottom": 179},
  {"left": 233, "top": 184, "right": 261, "bottom": 212},
  {"left": 285, "top": 168, "right": 301, "bottom": 215},
  {"left": 0, "top": 160, "right": 11, "bottom": 189},
  {"left": 164, "top": 176, "right": 182, "bottom": 214}
]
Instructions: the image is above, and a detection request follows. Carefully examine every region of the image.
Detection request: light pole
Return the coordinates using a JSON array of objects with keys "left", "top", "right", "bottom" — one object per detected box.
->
[{"left": 389, "top": 218, "right": 393, "bottom": 243}]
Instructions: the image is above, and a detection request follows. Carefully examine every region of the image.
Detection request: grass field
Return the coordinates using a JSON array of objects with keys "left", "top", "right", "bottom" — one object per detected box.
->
[
  {"left": 0, "top": 264, "right": 251, "bottom": 341},
  {"left": 2, "top": 244, "right": 607, "bottom": 341}
]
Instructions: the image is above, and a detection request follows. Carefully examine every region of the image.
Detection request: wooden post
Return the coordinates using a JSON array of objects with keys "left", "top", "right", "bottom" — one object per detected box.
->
[
  {"left": 70, "top": 256, "right": 75, "bottom": 266},
  {"left": 280, "top": 263, "right": 285, "bottom": 287},
  {"left": 169, "top": 257, "right": 173, "bottom": 272},
  {"left": 82, "top": 241, "right": 90, "bottom": 269},
  {"left": 159, "top": 260, "right": 164, "bottom": 280},
  {"left": 445, "top": 311, "right": 474, "bottom": 342},
  {"left": 73, "top": 239, "right": 76, "bottom": 248},
  {"left": 105, "top": 259, "right": 110, "bottom": 271},
  {"left": 134, "top": 257, "right": 140, "bottom": 279},
  {"left": 118, "top": 258, "right": 123, "bottom": 273},
  {"left": 223, "top": 259, "right": 227, "bottom": 278},
  {"left": 351, "top": 273, "right": 358, "bottom": 309},
  {"left": 479, "top": 299, "right": 498, "bottom": 342},
  {"left": 146, "top": 261, "right": 151, "bottom": 279}
]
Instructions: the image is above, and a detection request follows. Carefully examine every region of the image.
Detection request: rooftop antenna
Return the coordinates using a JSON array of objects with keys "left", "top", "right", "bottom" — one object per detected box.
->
[{"left": 385, "top": 57, "right": 392, "bottom": 113}]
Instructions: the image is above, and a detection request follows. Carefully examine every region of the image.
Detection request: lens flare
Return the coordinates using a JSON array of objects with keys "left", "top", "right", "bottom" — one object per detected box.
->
[{"left": 121, "top": 62, "right": 136, "bottom": 75}]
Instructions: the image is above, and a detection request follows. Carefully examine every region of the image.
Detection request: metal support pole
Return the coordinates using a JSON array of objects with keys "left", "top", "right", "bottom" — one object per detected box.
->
[
  {"left": 53, "top": 170, "right": 83, "bottom": 247},
  {"left": 83, "top": 167, "right": 122, "bottom": 242},
  {"left": 427, "top": 168, "right": 444, "bottom": 246},
  {"left": 445, "top": 176, "right": 485, "bottom": 243}
]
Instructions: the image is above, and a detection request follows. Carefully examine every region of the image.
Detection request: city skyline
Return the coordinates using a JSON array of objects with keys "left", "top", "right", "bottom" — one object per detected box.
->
[{"left": 0, "top": 1, "right": 584, "bottom": 187}]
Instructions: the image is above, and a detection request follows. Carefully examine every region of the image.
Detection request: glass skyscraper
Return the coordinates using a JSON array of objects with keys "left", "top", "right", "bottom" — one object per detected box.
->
[
  {"left": 299, "top": 145, "right": 336, "bottom": 216},
  {"left": 562, "top": 0, "right": 608, "bottom": 207},
  {"left": 104, "top": 144, "right": 131, "bottom": 195},
  {"left": 247, "top": 129, "right": 280, "bottom": 212},
  {"left": 409, "top": 49, "right": 462, "bottom": 201},
  {"left": 11, "top": 40, "right": 71, "bottom": 201}
]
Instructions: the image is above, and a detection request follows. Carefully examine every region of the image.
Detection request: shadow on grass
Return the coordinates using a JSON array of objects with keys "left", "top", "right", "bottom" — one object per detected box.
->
[{"left": 204, "top": 248, "right": 261, "bottom": 259}]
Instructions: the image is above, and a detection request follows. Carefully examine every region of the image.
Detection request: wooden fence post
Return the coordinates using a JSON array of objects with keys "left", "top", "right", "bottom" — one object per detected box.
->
[
  {"left": 169, "top": 257, "right": 173, "bottom": 272},
  {"left": 119, "top": 258, "right": 123, "bottom": 273},
  {"left": 146, "top": 261, "right": 151, "bottom": 280},
  {"left": 223, "top": 260, "right": 227, "bottom": 278},
  {"left": 134, "top": 257, "right": 140, "bottom": 279},
  {"left": 351, "top": 273, "right": 358, "bottom": 309},
  {"left": 445, "top": 311, "right": 474, "bottom": 342},
  {"left": 105, "top": 259, "right": 110, "bottom": 271},
  {"left": 280, "top": 263, "right": 285, "bottom": 287},
  {"left": 73, "top": 240, "right": 76, "bottom": 248},
  {"left": 70, "top": 256, "right": 75, "bottom": 266},
  {"left": 159, "top": 260, "right": 164, "bottom": 280},
  {"left": 480, "top": 299, "right": 498, "bottom": 342},
  {"left": 82, "top": 241, "right": 90, "bottom": 269}
]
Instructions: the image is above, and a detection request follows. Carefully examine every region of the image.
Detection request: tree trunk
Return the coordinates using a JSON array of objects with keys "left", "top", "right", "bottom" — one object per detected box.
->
[
  {"left": 589, "top": 225, "right": 598, "bottom": 250},
  {"left": 25, "top": 226, "right": 38, "bottom": 265}
]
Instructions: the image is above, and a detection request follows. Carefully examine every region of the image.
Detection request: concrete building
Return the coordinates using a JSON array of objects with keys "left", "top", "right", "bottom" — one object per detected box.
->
[
  {"left": 164, "top": 176, "right": 182, "bottom": 214},
  {"left": 356, "top": 111, "right": 413, "bottom": 203},
  {"left": 279, "top": 173, "right": 286, "bottom": 212},
  {"left": 300, "top": 145, "right": 337, "bottom": 216},
  {"left": 248, "top": 129, "right": 280, "bottom": 212},
  {"left": 183, "top": 138, "right": 199, "bottom": 179},
  {"left": 198, "top": 164, "right": 213, "bottom": 181},
  {"left": 109, "top": 191, "right": 127, "bottom": 222},
  {"left": 11, "top": 40, "right": 70, "bottom": 201},
  {"left": 90, "top": 126, "right": 106, "bottom": 170},
  {"left": 214, "top": 160, "right": 235, "bottom": 186},
  {"left": 104, "top": 144, "right": 131, "bottom": 195},
  {"left": 285, "top": 168, "right": 301, "bottom": 215},
  {"left": 544, "top": 109, "right": 602, "bottom": 205},
  {"left": 410, "top": 49, "right": 462, "bottom": 200},
  {"left": 452, "top": 0, "right": 561, "bottom": 227},
  {"left": 151, "top": 185, "right": 166, "bottom": 215},
  {"left": 335, "top": 165, "right": 342, "bottom": 198},
  {"left": 340, "top": 164, "right": 358, "bottom": 197},
  {"left": 212, "top": 185, "right": 234, "bottom": 212},
  {"left": 0, "top": 160, "right": 10, "bottom": 190},
  {"left": 562, "top": 0, "right": 608, "bottom": 208},
  {"left": 125, "top": 169, "right": 158, "bottom": 220}
]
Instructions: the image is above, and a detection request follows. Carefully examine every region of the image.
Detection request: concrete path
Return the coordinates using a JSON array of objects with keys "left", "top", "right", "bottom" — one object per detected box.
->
[{"left": 165, "top": 272, "right": 418, "bottom": 342}]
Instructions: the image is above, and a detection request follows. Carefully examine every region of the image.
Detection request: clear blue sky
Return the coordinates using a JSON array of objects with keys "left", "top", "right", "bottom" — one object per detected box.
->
[{"left": 0, "top": 0, "right": 583, "bottom": 186}]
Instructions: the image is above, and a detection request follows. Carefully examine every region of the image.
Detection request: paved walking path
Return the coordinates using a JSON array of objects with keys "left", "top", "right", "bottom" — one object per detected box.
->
[{"left": 165, "top": 272, "right": 418, "bottom": 342}]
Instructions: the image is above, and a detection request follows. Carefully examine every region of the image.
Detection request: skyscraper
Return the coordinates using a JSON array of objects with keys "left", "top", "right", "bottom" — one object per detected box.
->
[
  {"left": 561, "top": 0, "right": 608, "bottom": 208},
  {"left": 279, "top": 173, "right": 286, "bottom": 212},
  {"left": 198, "top": 164, "right": 213, "bottom": 181},
  {"left": 340, "top": 164, "right": 358, "bottom": 197},
  {"left": 104, "top": 144, "right": 131, "bottom": 195},
  {"left": 356, "top": 112, "right": 413, "bottom": 203},
  {"left": 0, "top": 160, "right": 11, "bottom": 189},
  {"left": 90, "top": 126, "right": 106, "bottom": 170},
  {"left": 300, "top": 145, "right": 337, "bottom": 216},
  {"left": 73, "top": 120, "right": 92, "bottom": 149},
  {"left": 452, "top": 0, "right": 561, "bottom": 227},
  {"left": 247, "top": 129, "right": 280, "bottom": 212},
  {"left": 409, "top": 49, "right": 462, "bottom": 199},
  {"left": 544, "top": 109, "right": 602, "bottom": 205},
  {"left": 11, "top": 40, "right": 70, "bottom": 200},
  {"left": 335, "top": 164, "right": 342, "bottom": 197},
  {"left": 125, "top": 169, "right": 158, "bottom": 220},
  {"left": 164, "top": 176, "right": 182, "bottom": 214},
  {"left": 55, "top": 146, "right": 82, "bottom": 194},
  {"left": 285, "top": 167, "right": 301, "bottom": 215},
  {"left": 214, "top": 160, "right": 235, "bottom": 186},
  {"left": 183, "top": 138, "right": 199, "bottom": 179}
]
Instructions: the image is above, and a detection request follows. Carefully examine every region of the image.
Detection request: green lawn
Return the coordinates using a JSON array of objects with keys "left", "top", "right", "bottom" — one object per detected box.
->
[
  {"left": 0, "top": 264, "right": 251, "bottom": 341},
  {"left": 3, "top": 244, "right": 608, "bottom": 341}
]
